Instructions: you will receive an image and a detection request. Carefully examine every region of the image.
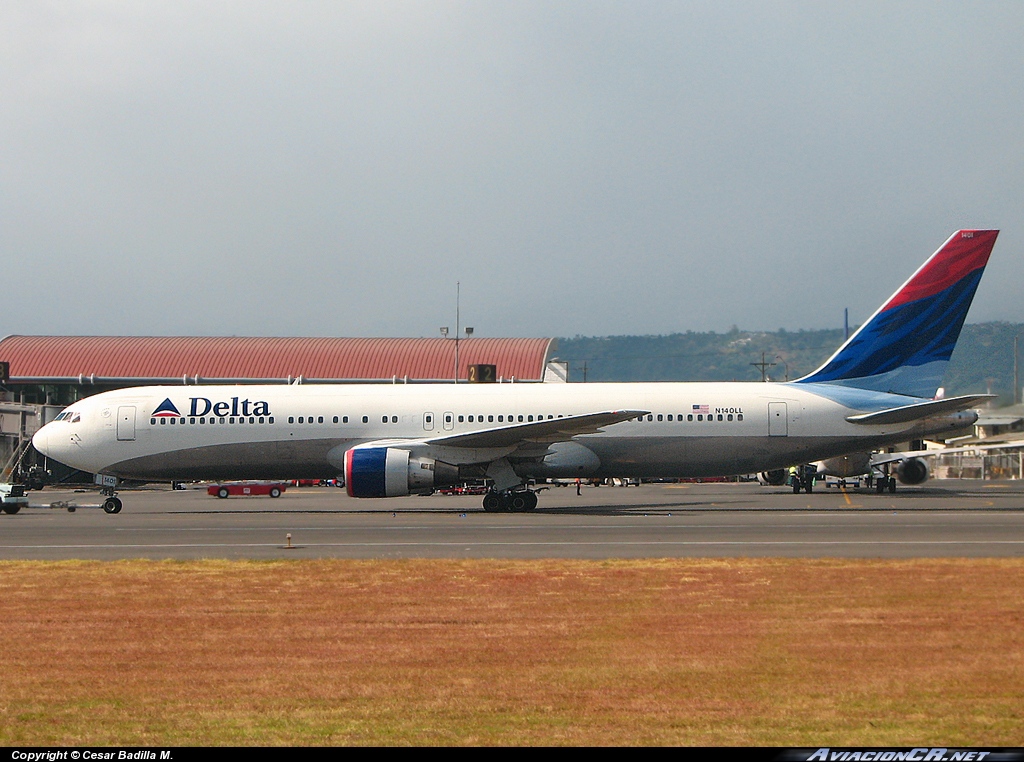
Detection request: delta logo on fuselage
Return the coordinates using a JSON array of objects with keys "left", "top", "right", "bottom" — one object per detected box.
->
[
  {"left": 190, "top": 396, "right": 272, "bottom": 417},
  {"left": 153, "top": 397, "right": 272, "bottom": 418},
  {"left": 153, "top": 398, "right": 182, "bottom": 418}
]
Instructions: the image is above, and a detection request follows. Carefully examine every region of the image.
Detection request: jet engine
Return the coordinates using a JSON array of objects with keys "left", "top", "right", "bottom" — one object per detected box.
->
[
  {"left": 345, "top": 447, "right": 460, "bottom": 498},
  {"left": 759, "top": 469, "right": 787, "bottom": 486},
  {"left": 896, "top": 457, "right": 930, "bottom": 485}
]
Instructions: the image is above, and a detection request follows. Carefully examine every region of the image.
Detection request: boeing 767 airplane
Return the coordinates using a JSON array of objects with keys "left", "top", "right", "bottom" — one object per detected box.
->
[{"left": 32, "top": 230, "right": 999, "bottom": 513}]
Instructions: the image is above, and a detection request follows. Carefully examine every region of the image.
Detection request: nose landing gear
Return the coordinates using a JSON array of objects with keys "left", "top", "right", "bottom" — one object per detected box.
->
[{"left": 99, "top": 481, "right": 123, "bottom": 514}]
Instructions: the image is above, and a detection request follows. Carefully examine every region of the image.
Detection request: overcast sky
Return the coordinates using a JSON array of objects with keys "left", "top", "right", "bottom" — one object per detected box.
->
[{"left": 2, "top": 1, "right": 1022, "bottom": 339}]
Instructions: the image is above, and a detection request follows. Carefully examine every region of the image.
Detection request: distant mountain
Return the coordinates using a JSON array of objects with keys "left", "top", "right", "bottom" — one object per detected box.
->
[{"left": 555, "top": 322, "right": 1024, "bottom": 404}]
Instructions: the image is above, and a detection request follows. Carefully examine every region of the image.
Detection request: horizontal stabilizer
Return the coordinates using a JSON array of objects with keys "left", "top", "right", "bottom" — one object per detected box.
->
[
  {"left": 845, "top": 394, "right": 994, "bottom": 425},
  {"left": 426, "top": 410, "right": 648, "bottom": 449}
]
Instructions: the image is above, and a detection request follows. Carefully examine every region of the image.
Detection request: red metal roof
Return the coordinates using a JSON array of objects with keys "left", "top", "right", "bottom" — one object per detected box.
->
[{"left": 0, "top": 336, "right": 555, "bottom": 383}]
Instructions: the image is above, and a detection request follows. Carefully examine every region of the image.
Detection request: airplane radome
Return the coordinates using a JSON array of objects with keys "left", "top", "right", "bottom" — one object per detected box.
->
[{"left": 33, "top": 230, "right": 999, "bottom": 514}]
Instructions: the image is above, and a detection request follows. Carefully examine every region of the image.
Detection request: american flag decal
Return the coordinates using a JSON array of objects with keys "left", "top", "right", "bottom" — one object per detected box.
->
[{"left": 693, "top": 404, "right": 709, "bottom": 414}]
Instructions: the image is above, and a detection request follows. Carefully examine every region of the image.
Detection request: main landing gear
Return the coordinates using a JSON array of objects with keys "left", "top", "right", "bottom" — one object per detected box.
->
[
  {"left": 482, "top": 489, "right": 538, "bottom": 512},
  {"left": 874, "top": 464, "right": 897, "bottom": 493}
]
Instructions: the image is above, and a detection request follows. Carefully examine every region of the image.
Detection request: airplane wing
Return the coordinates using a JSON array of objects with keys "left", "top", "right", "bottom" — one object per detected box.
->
[
  {"left": 845, "top": 394, "right": 994, "bottom": 425},
  {"left": 423, "top": 410, "right": 648, "bottom": 449},
  {"left": 870, "top": 439, "right": 1024, "bottom": 467}
]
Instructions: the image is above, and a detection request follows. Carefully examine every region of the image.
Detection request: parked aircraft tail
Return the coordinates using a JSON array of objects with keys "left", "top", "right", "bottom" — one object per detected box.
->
[{"left": 796, "top": 229, "right": 999, "bottom": 398}]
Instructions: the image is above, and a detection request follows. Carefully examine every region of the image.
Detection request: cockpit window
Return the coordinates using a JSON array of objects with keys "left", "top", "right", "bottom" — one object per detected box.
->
[{"left": 57, "top": 411, "right": 81, "bottom": 423}]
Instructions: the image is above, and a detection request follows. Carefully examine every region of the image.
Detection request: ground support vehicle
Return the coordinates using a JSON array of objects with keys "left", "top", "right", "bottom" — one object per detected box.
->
[
  {"left": 0, "top": 483, "right": 29, "bottom": 514},
  {"left": 208, "top": 482, "right": 287, "bottom": 499}
]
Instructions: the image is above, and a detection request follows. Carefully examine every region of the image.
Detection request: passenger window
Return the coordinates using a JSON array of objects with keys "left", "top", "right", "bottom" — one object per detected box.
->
[
  {"left": 727, "top": 414, "right": 733, "bottom": 421},
  {"left": 528, "top": 415, "right": 534, "bottom": 422},
  {"left": 391, "top": 416, "right": 398, "bottom": 423},
  {"left": 717, "top": 414, "right": 723, "bottom": 421},
  {"left": 518, "top": 415, "right": 524, "bottom": 422},
  {"left": 160, "top": 418, "right": 166, "bottom": 425},
  {"left": 229, "top": 417, "right": 235, "bottom": 424},
  {"left": 657, "top": 414, "right": 663, "bottom": 421},
  {"left": 697, "top": 415, "right": 703, "bottom": 421},
  {"left": 342, "top": 416, "right": 348, "bottom": 423},
  {"left": 737, "top": 414, "right": 743, "bottom": 421},
  {"left": 488, "top": 415, "right": 494, "bottom": 422},
  {"left": 151, "top": 418, "right": 156, "bottom": 425},
  {"left": 647, "top": 415, "right": 653, "bottom": 422},
  {"left": 382, "top": 416, "right": 388, "bottom": 423},
  {"left": 458, "top": 415, "right": 464, "bottom": 423},
  {"left": 362, "top": 416, "right": 368, "bottom": 423},
  {"left": 289, "top": 417, "right": 295, "bottom": 424},
  {"left": 259, "top": 417, "right": 265, "bottom": 424},
  {"left": 687, "top": 414, "right": 693, "bottom": 421},
  {"left": 498, "top": 415, "right": 504, "bottom": 422},
  {"left": 667, "top": 415, "right": 673, "bottom": 421},
  {"left": 318, "top": 416, "right": 324, "bottom": 424}
]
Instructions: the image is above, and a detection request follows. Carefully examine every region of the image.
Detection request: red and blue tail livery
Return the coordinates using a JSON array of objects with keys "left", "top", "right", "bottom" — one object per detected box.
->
[{"left": 797, "top": 230, "right": 999, "bottom": 398}]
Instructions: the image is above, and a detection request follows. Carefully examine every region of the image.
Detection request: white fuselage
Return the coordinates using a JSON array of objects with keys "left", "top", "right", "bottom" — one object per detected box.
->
[{"left": 32, "top": 381, "right": 974, "bottom": 484}]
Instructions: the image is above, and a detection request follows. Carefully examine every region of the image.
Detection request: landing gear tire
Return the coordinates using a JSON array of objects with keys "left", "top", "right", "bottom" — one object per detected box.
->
[
  {"left": 523, "top": 491, "right": 538, "bottom": 511},
  {"left": 103, "top": 497, "right": 122, "bottom": 514},
  {"left": 217, "top": 487, "right": 230, "bottom": 499},
  {"left": 482, "top": 492, "right": 503, "bottom": 512},
  {"left": 509, "top": 493, "right": 528, "bottom": 511}
]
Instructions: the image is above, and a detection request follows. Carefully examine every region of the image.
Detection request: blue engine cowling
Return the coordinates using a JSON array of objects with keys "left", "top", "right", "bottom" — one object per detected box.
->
[{"left": 344, "top": 447, "right": 459, "bottom": 498}]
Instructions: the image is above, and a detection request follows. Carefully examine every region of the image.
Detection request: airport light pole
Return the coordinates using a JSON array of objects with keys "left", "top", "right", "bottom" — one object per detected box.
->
[
  {"left": 775, "top": 355, "right": 790, "bottom": 382},
  {"left": 441, "top": 282, "right": 473, "bottom": 383}
]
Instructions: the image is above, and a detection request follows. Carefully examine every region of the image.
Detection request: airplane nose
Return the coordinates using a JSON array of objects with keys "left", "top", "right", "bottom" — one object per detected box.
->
[{"left": 32, "top": 426, "right": 50, "bottom": 456}]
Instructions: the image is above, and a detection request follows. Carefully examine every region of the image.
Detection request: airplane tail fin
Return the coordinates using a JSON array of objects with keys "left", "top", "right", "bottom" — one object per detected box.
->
[{"left": 795, "top": 229, "right": 999, "bottom": 398}]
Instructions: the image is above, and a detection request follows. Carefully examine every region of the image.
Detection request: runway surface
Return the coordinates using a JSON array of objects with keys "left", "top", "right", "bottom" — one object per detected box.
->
[{"left": 2, "top": 481, "right": 1024, "bottom": 560}]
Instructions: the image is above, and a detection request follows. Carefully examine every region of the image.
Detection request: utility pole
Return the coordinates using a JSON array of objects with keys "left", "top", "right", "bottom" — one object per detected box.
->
[{"left": 751, "top": 352, "right": 776, "bottom": 382}]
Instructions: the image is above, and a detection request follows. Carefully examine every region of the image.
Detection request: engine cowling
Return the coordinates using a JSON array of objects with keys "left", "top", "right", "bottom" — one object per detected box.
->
[
  {"left": 896, "top": 457, "right": 930, "bottom": 485},
  {"left": 759, "top": 469, "right": 787, "bottom": 486},
  {"left": 345, "top": 447, "right": 460, "bottom": 498}
]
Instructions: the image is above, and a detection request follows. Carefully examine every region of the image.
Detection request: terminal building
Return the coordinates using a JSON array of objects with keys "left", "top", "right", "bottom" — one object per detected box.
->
[{"left": 0, "top": 335, "right": 564, "bottom": 482}]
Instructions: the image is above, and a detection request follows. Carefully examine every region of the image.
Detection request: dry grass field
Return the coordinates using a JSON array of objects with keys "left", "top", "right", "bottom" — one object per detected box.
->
[{"left": 0, "top": 558, "right": 1021, "bottom": 746}]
